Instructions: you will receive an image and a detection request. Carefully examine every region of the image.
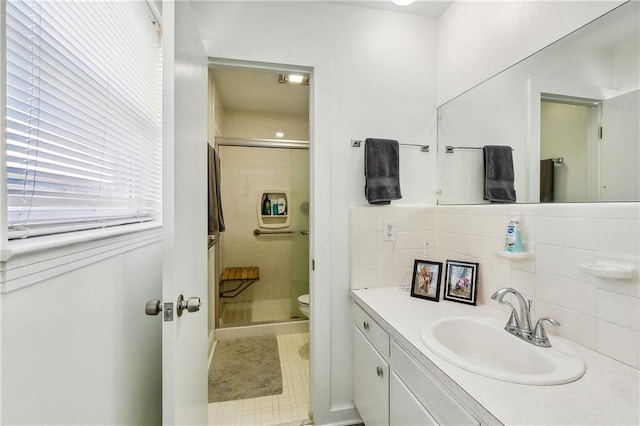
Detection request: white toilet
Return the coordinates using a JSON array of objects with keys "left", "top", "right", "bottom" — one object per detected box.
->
[{"left": 297, "top": 293, "right": 310, "bottom": 318}]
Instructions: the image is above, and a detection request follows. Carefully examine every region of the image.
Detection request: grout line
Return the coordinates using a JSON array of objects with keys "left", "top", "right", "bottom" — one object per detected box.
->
[{"left": 208, "top": 332, "right": 311, "bottom": 425}]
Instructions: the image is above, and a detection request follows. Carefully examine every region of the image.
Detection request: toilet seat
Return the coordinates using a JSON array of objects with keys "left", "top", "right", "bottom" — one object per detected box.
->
[
  {"left": 297, "top": 293, "right": 310, "bottom": 319},
  {"left": 297, "top": 294, "right": 309, "bottom": 306}
]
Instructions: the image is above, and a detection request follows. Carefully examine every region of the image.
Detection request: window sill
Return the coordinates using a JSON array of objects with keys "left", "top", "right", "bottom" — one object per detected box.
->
[{"left": 1, "top": 222, "right": 163, "bottom": 294}]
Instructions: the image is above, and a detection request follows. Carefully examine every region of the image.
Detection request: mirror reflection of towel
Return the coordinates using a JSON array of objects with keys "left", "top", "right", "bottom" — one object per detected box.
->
[
  {"left": 483, "top": 145, "right": 516, "bottom": 203},
  {"left": 208, "top": 144, "right": 225, "bottom": 234},
  {"left": 364, "top": 138, "right": 402, "bottom": 204},
  {"left": 540, "top": 159, "right": 554, "bottom": 203}
]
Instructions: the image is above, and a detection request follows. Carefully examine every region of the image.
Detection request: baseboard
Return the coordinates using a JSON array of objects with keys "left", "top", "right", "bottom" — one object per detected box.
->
[
  {"left": 313, "top": 406, "right": 361, "bottom": 426},
  {"left": 215, "top": 320, "right": 309, "bottom": 340}
]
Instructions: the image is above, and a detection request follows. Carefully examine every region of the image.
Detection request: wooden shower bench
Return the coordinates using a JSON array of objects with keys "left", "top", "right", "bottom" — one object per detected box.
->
[{"left": 219, "top": 267, "right": 260, "bottom": 298}]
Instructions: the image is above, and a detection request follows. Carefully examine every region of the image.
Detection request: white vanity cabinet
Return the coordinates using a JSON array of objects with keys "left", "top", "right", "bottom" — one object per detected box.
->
[
  {"left": 352, "top": 303, "right": 479, "bottom": 426},
  {"left": 391, "top": 341, "right": 479, "bottom": 425},
  {"left": 390, "top": 371, "right": 438, "bottom": 425},
  {"left": 353, "top": 304, "right": 390, "bottom": 426}
]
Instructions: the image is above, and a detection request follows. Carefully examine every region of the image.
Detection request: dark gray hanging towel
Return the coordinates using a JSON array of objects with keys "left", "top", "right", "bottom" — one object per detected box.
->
[
  {"left": 208, "top": 144, "right": 225, "bottom": 234},
  {"left": 540, "top": 158, "right": 555, "bottom": 203},
  {"left": 364, "top": 138, "right": 402, "bottom": 204},
  {"left": 483, "top": 145, "right": 516, "bottom": 203}
]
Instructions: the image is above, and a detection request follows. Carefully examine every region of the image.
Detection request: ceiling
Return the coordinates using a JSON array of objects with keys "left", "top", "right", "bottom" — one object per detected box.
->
[
  {"left": 211, "top": 67, "right": 310, "bottom": 115},
  {"left": 334, "top": 1, "right": 452, "bottom": 18},
  {"left": 211, "top": 1, "right": 451, "bottom": 116}
]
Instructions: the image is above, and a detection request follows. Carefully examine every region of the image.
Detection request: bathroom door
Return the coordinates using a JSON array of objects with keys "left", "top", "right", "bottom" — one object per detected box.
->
[
  {"left": 161, "top": 1, "right": 208, "bottom": 424},
  {"left": 599, "top": 89, "right": 640, "bottom": 201}
]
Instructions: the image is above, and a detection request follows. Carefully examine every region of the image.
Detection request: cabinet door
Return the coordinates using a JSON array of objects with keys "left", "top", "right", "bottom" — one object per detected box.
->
[
  {"left": 391, "top": 341, "right": 479, "bottom": 425},
  {"left": 390, "top": 372, "right": 437, "bottom": 426},
  {"left": 353, "top": 326, "right": 389, "bottom": 426}
]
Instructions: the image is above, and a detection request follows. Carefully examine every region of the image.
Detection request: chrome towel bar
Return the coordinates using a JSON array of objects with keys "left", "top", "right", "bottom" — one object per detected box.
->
[
  {"left": 253, "top": 229, "right": 309, "bottom": 236},
  {"left": 351, "top": 139, "right": 429, "bottom": 152}
]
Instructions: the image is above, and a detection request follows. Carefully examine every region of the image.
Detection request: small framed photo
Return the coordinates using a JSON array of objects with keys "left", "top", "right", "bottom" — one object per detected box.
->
[
  {"left": 444, "top": 260, "right": 479, "bottom": 305},
  {"left": 410, "top": 260, "right": 443, "bottom": 302}
]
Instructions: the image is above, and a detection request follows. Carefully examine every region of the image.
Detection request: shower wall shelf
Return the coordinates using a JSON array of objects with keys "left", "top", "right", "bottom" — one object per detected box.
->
[{"left": 257, "top": 190, "right": 290, "bottom": 229}]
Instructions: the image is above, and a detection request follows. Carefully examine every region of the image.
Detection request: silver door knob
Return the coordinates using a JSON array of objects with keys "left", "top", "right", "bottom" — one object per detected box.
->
[
  {"left": 177, "top": 294, "right": 201, "bottom": 317},
  {"left": 145, "top": 299, "right": 162, "bottom": 316}
]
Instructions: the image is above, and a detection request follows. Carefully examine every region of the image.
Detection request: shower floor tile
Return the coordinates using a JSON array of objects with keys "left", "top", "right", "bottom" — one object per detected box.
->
[{"left": 208, "top": 332, "right": 311, "bottom": 426}]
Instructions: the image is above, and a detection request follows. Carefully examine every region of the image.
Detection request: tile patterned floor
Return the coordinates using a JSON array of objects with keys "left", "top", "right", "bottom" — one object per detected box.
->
[{"left": 208, "top": 332, "right": 311, "bottom": 426}]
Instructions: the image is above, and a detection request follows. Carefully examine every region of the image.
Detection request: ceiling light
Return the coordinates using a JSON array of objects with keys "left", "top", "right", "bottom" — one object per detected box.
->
[
  {"left": 392, "top": 0, "right": 415, "bottom": 6},
  {"left": 275, "top": 132, "right": 285, "bottom": 138},
  {"left": 279, "top": 74, "right": 310, "bottom": 85}
]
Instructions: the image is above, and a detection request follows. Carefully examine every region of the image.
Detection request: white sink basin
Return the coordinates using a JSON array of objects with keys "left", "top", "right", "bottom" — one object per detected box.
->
[{"left": 420, "top": 316, "right": 585, "bottom": 385}]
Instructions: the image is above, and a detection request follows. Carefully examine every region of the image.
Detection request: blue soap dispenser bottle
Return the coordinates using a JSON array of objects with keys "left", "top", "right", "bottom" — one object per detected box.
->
[{"left": 505, "top": 215, "right": 522, "bottom": 252}]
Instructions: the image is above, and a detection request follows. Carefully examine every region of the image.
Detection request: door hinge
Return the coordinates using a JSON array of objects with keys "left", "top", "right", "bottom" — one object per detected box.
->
[
  {"left": 599, "top": 126, "right": 603, "bottom": 139},
  {"left": 312, "top": 259, "right": 315, "bottom": 271}
]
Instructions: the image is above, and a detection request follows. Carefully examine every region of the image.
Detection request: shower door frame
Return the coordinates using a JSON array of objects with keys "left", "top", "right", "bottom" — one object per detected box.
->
[{"left": 214, "top": 137, "right": 310, "bottom": 330}]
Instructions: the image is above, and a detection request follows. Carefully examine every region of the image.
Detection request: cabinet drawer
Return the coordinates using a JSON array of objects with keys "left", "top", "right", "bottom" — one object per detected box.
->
[
  {"left": 391, "top": 341, "right": 479, "bottom": 426},
  {"left": 353, "top": 304, "right": 390, "bottom": 357}
]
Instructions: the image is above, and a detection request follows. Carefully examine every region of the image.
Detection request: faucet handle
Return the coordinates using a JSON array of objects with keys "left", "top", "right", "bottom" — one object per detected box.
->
[
  {"left": 533, "top": 317, "right": 561, "bottom": 347},
  {"left": 506, "top": 309, "right": 520, "bottom": 328}
]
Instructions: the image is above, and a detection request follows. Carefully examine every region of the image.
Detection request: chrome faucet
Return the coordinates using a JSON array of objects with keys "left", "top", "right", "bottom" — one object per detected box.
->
[{"left": 491, "top": 287, "right": 560, "bottom": 348}]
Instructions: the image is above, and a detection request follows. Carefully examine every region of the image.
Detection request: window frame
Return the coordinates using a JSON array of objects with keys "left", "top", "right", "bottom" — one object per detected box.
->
[{"left": 0, "top": 0, "right": 164, "bottom": 293}]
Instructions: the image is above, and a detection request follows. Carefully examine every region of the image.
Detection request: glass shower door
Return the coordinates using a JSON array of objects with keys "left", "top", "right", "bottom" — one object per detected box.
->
[{"left": 289, "top": 149, "right": 310, "bottom": 318}]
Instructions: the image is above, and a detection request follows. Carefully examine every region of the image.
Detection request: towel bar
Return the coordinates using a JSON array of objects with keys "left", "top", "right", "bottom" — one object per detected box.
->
[
  {"left": 253, "top": 229, "right": 295, "bottom": 236},
  {"left": 351, "top": 139, "right": 429, "bottom": 152},
  {"left": 445, "top": 145, "right": 515, "bottom": 153}
]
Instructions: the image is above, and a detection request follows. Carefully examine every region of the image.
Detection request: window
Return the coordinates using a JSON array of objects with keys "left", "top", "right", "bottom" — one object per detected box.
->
[{"left": 5, "top": 0, "right": 162, "bottom": 239}]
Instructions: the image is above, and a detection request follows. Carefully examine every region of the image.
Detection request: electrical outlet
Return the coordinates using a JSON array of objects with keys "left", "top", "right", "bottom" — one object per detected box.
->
[{"left": 383, "top": 219, "right": 396, "bottom": 241}]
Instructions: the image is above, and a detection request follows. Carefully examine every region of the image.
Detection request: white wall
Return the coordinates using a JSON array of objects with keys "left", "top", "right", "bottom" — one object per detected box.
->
[
  {"left": 192, "top": 2, "right": 437, "bottom": 423},
  {"left": 437, "top": 0, "right": 626, "bottom": 105},
  {"left": 350, "top": 204, "right": 640, "bottom": 369},
  {"left": 349, "top": 206, "right": 437, "bottom": 290},
  {"left": 1, "top": 242, "right": 163, "bottom": 425}
]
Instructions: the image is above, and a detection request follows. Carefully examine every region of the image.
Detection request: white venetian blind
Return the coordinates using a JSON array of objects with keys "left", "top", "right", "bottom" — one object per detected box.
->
[{"left": 5, "top": 0, "right": 162, "bottom": 239}]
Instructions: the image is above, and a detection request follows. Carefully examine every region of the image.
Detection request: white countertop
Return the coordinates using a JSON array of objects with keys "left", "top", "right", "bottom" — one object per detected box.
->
[{"left": 351, "top": 286, "right": 640, "bottom": 425}]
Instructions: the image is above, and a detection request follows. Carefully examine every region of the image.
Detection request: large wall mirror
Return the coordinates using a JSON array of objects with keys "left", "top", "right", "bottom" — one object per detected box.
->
[{"left": 437, "top": 1, "right": 639, "bottom": 204}]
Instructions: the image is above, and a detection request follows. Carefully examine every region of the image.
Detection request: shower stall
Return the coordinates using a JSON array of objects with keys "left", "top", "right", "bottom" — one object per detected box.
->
[{"left": 214, "top": 137, "right": 309, "bottom": 329}]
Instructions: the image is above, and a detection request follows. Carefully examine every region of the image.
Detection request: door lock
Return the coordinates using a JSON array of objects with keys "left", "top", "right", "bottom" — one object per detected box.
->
[
  {"left": 145, "top": 299, "right": 162, "bottom": 316},
  {"left": 176, "top": 294, "right": 201, "bottom": 317},
  {"left": 145, "top": 299, "right": 174, "bottom": 321}
]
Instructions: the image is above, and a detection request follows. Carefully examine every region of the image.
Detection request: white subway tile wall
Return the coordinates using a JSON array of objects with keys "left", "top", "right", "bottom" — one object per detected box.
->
[{"left": 349, "top": 203, "right": 640, "bottom": 369}]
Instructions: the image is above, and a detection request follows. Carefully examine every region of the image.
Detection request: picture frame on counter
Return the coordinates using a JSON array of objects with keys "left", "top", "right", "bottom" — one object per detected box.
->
[
  {"left": 444, "top": 260, "right": 479, "bottom": 305},
  {"left": 410, "top": 259, "right": 443, "bottom": 302}
]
